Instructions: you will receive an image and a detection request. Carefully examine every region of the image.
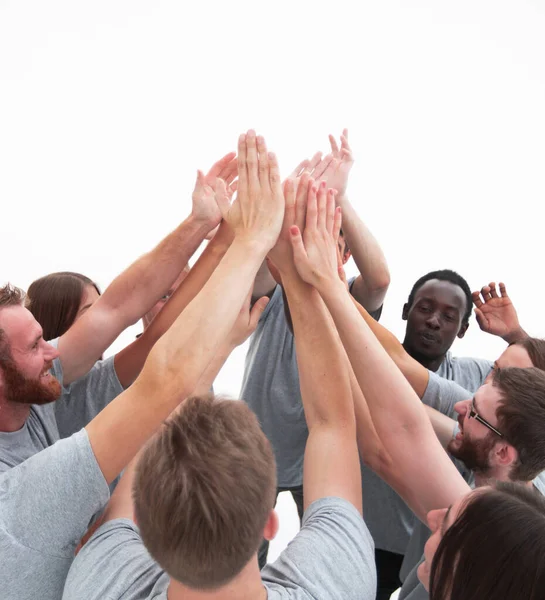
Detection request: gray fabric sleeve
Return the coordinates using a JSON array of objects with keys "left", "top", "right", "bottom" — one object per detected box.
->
[
  {"left": 421, "top": 372, "right": 472, "bottom": 418},
  {"left": 62, "top": 519, "right": 166, "bottom": 600},
  {"left": 0, "top": 429, "right": 109, "bottom": 557},
  {"left": 55, "top": 357, "right": 124, "bottom": 439},
  {"left": 48, "top": 337, "right": 64, "bottom": 387},
  {"left": 262, "top": 497, "right": 376, "bottom": 600}
]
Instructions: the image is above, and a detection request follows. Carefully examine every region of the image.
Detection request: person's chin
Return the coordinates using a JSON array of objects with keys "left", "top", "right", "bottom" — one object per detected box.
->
[{"left": 417, "top": 561, "right": 430, "bottom": 591}]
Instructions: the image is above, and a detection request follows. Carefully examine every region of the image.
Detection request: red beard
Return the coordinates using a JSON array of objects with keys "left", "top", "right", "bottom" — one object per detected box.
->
[
  {"left": 1, "top": 359, "right": 62, "bottom": 406},
  {"left": 448, "top": 432, "right": 497, "bottom": 474}
]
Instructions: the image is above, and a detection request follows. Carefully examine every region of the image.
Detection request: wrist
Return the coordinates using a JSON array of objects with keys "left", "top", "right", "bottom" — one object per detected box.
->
[
  {"left": 185, "top": 213, "right": 217, "bottom": 238},
  {"left": 319, "top": 276, "right": 349, "bottom": 301},
  {"left": 503, "top": 327, "right": 528, "bottom": 344},
  {"left": 230, "top": 235, "right": 271, "bottom": 257},
  {"left": 336, "top": 193, "right": 350, "bottom": 208}
]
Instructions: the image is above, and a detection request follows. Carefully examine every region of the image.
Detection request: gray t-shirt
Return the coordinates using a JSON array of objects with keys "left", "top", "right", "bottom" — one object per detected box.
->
[
  {"left": 241, "top": 282, "right": 381, "bottom": 489},
  {"left": 365, "top": 362, "right": 482, "bottom": 555},
  {"left": 63, "top": 496, "right": 376, "bottom": 600},
  {"left": 0, "top": 429, "right": 110, "bottom": 600},
  {"left": 435, "top": 352, "right": 492, "bottom": 393},
  {"left": 0, "top": 341, "right": 123, "bottom": 473}
]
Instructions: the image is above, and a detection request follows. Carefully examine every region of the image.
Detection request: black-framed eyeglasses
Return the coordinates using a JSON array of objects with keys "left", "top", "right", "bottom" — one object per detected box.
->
[{"left": 468, "top": 399, "right": 503, "bottom": 438}]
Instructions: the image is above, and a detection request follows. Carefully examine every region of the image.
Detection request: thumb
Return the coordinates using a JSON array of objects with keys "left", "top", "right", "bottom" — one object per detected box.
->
[
  {"left": 215, "top": 178, "right": 231, "bottom": 218},
  {"left": 248, "top": 296, "right": 270, "bottom": 332},
  {"left": 474, "top": 307, "right": 487, "bottom": 331},
  {"left": 289, "top": 226, "right": 307, "bottom": 266}
]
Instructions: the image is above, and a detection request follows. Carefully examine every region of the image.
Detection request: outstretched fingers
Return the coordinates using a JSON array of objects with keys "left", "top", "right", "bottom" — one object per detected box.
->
[
  {"left": 246, "top": 130, "right": 260, "bottom": 195},
  {"left": 316, "top": 181, "right": 328, "bottom": 232},
  {"left": 472, "top": 290, "right": 483, "bottom": 309},
  {"left": 237, "top": 133, "right": 248, "bottom": 198},
  {"left": 257, "top": 135, "right": 270, "bottom": 190}
]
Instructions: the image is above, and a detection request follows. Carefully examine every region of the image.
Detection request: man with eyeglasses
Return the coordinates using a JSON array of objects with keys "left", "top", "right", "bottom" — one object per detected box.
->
[{"left": 340, "top": 284, "right": 545, "bottom": 600}]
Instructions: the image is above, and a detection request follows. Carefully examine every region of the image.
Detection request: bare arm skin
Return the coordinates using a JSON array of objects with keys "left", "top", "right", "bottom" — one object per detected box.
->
[{"left": 85, "top": 131, "right": 285, "bottom": 485}]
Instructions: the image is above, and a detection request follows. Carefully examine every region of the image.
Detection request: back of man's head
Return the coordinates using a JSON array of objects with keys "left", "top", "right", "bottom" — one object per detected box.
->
[
  {"left": 133, "top": 394, "right": 277, "bottom": 589},
  {"left": 494, "top": 367, "right": 545, "bottom": 481}
]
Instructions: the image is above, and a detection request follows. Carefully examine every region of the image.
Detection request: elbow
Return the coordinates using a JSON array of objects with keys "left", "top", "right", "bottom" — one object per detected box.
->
[{"left": 372, "top": 270, "right": 391, "bottom": 295}]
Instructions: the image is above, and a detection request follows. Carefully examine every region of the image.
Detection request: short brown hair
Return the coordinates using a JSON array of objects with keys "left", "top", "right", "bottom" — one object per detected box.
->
[
  {"left": 25, "top": 272, "right": 100, "bottom": 341},
  {"left": 516, "top": 337, "right": 545, "bottom": 372},
  {"left": 0, "top": 284, "right": 25, "bottom": 360},
  {"left": 494, "top": 367, "right": 545, "bottom": 480},
  {"left": 133, "top": 394, "right": 277, "bottom": 589}
]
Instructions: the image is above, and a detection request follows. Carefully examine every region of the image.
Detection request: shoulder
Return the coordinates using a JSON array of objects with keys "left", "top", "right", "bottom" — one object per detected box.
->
[
  {"left": 422, "top": 372, "right": 471, "bottom": 416},
  {"left": 262, "top": 497, "right": 376, "bottom": 600},
  {"left": 63, "top": 518, "right": 168, "bottom": 600}
]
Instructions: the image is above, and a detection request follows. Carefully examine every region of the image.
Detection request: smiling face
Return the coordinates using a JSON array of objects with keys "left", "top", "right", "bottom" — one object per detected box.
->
[
  {"left": 448, "top": 382, "right": 505, "bottom": 473},
  {"left": 402, "top": 279, "right": 469, "bottom": 363},
  {"left": 0, "top": 305, "right": 62, "bottom": 406}
]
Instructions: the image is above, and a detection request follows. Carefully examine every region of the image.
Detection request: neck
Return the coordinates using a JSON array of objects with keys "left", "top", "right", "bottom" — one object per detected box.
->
[
  {"left": 402, "top": 341, "right": 446, "bottom": 372},
  {"left": 167, "top": 557, "right": 266, "bottom": 600},
  {"left": 0, "top": 399, "right": 31, "bottom": 432},
  {"left": 474, "top": 466, "right": 527, "bottom": 488}
]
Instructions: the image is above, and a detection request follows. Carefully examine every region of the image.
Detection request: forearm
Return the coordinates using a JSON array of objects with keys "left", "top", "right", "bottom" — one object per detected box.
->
[
  {"left": 338, "top": 195, "right": 390, "bottom": 311},
  {"left": 87, "top": 238, "right": 268, "bottom": 484},
  {"left": 102, "top": 214, "right": 212, "bottom": 325},
  {"left": 320, "top": 280, "right": 430, "bottom": 447},
  {"left": 113, "top": 225, "right": 233, "bottom": 387},
  {"left": 192, "top": 343, "right": 235, "bottom": 397},
  {"left": 425, "top": 406, "right": 457, "bottom": 449},
  {"left": 350, "top": 296, "right": 429, "bottom": 398},
  {"left": 282, "top": 269, "right": 353, "bottom": 427},
  {"left": 349, "top": 363, "right": 393, "bottom": 475}
]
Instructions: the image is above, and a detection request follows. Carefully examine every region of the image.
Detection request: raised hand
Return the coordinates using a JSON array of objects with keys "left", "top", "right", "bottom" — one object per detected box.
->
[
  {"left": 288, "top": 152, "right": 323, "bottom": 182},
  {"left": 191, "top": 171, "right": 230, "bottom": 232},
  {"left": 472, "top": 282, "right": 526, "bottom": 342},
  {"left": 326, "top": 128, "right": 354, "bottom": 199},
  {"left": 218, "top": 131, "right": 284, "bottom": 250},
  {"left": 289, "top": 180, "right": 342, "bottom": 292},
  {"left": 204, "top": 152, "right": 238, "bottom": 198},
  {"left": 268, "top": 173, "right": 310, "bottom": 274}
]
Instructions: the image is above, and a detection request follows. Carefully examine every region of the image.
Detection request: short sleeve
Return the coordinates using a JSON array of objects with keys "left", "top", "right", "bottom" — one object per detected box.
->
[
  {"left": 262, "top": 497, "right": 376, "bottom": 600},
  {"left": 422, "top": 372, "right": 471, "bottom": 417},
  {"left": 0, "top": 429, "right": 109, "bottom": 557},
  {"left": 62, "top": 519, "right": 168, "bottom": 600},
  {"left": 348, "top": 277, "right": 383, "bottom": 322},
  {"left": 55, "top": 357, "right": 124, "bottom": 439}
]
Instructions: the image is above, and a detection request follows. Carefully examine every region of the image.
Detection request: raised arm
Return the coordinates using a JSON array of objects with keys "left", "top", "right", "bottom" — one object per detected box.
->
[
  {"left": 472, "top": 281, "right": 528, "bottom": 344},
  {"left": 290, "top": 192, "right": 470, "bottom": 523},
  {"left": 92, "top": 288, "right": 269, "bottom": 529},
  {"left": 58, "top": 153, "right": 237, "bottom": 385},
  {"left": 327, "top": 130, "right": 390, "bottom": 311},
  {"left": 270, "top": 177, "right": 361, "bottom": 513},
  {"left": 113, "top": 182, "right": 236, "bottom": 387},
  {"left": 85, "top": 131, "right": 284, "bottom": 484}
]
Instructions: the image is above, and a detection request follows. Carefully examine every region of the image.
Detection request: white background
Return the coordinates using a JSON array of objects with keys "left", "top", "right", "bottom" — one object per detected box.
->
[{"left": 1, "top": 0, "right": 544, "bottom": 568}]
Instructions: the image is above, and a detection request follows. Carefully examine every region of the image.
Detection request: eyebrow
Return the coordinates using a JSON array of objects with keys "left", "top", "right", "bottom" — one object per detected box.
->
[
  {"left": 30, "top": 332, "right": 43, "bottom": 348},
  {"left": 417, "top": 297, "right": 460, "bottom": 311},
  {"left": 441, "top": 505, "right": 452, "bottom": 537}
]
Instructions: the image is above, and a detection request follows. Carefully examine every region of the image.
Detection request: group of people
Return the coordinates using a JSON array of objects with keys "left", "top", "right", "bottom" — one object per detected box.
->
[{"left": 1, "top": 130, "right": 544, "bottom": 600}]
